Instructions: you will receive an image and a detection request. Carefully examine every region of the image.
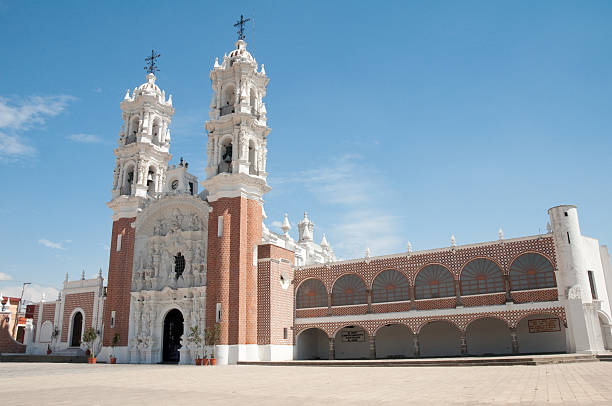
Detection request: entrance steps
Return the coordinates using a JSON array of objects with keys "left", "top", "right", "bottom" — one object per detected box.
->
[
  {"left": 0, "top": 354, "right": 87, "bottom": 363},
  {"left": 596, "top": 354, "right": 612, "bottom": 362},
  {"left": 238, "top": 353, "right": 598, "bottom": 367}
]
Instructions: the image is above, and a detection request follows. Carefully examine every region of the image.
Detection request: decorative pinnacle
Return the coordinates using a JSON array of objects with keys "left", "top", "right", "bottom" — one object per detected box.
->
[
  {"left": 144, "top": 49, "right": 161, "bottom": 74},
  {"left": 451, "top": 235, "right": 456, "bottom": 247},
  {"left": 498, "top": 228, "right": 504, "bottom": 240},
  {"left": 407, "top": 241, "right": 412, "bottom": 253},
  {"left": 234, "top": 14, "right": 251, "bottom": 41}
]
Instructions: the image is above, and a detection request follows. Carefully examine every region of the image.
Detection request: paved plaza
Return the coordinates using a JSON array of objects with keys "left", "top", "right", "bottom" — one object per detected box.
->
[{"left": 2, "top": 362, "right": 612, "bottom": 405}]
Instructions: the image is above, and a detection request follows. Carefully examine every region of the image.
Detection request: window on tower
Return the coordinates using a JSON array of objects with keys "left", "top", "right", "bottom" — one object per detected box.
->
[{"left": 174, "top": 253, "right": 186, "bottom": 279}]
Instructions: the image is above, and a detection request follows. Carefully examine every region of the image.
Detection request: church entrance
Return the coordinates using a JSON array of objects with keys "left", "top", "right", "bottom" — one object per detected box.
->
[
  {"left": 70, "top": 312, "right": 83, "bottom": 347},
  {"left": 163, "top": 309, "right": 184, "bottom": 363}
]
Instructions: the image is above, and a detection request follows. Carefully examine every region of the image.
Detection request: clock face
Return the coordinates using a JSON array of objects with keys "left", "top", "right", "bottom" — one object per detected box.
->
[{"left": 171, "top": 180, "right": 179, "bottom": 190}]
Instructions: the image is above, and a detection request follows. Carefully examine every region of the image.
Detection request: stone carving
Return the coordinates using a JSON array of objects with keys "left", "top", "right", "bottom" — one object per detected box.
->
[{"left": 567, "top": 285, "right": 582, "bottom": 300}]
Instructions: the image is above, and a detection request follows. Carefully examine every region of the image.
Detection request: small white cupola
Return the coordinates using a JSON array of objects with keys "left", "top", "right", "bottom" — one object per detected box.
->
[{"left": 298, "top": 212, "right": 314, "bottom": 242}]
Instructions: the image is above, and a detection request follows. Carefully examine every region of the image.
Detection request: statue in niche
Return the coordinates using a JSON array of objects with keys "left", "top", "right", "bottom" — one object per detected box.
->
[
  {"left": 219, "top": 144, "right": 232, "bottom": 173},
  {"left": 189, "top": 214, "right": 201, "bottom": 231}
]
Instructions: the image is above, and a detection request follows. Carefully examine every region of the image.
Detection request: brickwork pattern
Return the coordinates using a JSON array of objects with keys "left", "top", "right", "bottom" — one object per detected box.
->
[
  {"left": 295, "top": 306, "right": 567, "bottom": 339},
  {"left": 31, "top": 304, "right": 40, "bottom": 341},
  {"left": 373, "top": 301, "right": 412, "bottom": 313},
  {"left": 206, "top": 197, "right": 262, "bottom": 346},
  {"left": 414, "top": 298, "right": 457, "bottom": 310},
  {"left": 61, "top": 292, "right": 94, "bottom": 343},
  {"left": 331, "top": 304, "right": 369, "bottom": 316},
  {"left": 0, "top": 315, "right": 26, "bottom": 353},
  {"left": 102, "top": 217, "right": 136, "bottom": 346},
  {"left": 296, "top": 308, "right": 328, "bottom": 318},
  {"left": 41, "top": 303, "right": 56, "bottom": 323},
  {"left": 461, "top": 293, "right": 507, "bottom": 307},
  {"left": 511, "top": 288, "right": 558, "bottom": 304}
]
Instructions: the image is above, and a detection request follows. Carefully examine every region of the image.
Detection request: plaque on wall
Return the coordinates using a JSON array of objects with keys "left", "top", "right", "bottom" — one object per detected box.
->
[
  {"left": 341, "top": 330, "right": 365, "bottom": 342},
  {"left": 528, "top": 318, "right": 561, "bottom": 333}
]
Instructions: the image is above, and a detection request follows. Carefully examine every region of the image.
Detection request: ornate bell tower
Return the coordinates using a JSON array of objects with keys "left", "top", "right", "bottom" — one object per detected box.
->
[
  {"left": 103, "top": 54, "right": 174, "bottom": 359},
  {"left": 203, "top": 23, "right": 270, "bottom": 364}
]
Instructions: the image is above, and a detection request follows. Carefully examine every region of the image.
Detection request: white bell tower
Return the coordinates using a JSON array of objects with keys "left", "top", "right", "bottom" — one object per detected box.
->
[
  {"left": 202, "top": 38, "right": 270, "bottom": 202},
  {"left": 109, "top": 69, "right": 174, "bottom": 217}
]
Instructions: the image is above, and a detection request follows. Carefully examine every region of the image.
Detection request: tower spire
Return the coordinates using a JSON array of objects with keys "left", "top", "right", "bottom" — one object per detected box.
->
[
  {"left": 144, "top": 49, "right": 161, "bottom": 74},
  {"left": 234, "top": 14, "right": 251, "bottom": 41}
]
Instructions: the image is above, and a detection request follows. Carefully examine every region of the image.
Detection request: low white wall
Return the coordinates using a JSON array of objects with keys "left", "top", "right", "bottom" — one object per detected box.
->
[
  {"left": 296, "top": 328, "right": 328, "bottom": 360},
  {"left": 466, "top": 318, "right": 512, "bottom": 356},
  {"left": 334, "top": 327, "right": 369, "bottom": 360}
]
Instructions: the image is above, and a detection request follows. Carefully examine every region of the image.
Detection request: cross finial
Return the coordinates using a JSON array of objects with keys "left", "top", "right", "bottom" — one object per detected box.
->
[
  {"left": 234, "top": 14, "right": 251, "bottom": 41},
  {"left": 144, "top": 49, "right": 161, "bottom": 74}
]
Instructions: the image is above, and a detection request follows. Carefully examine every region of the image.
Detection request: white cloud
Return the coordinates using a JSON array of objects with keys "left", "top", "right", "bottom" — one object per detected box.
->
[
  {"left": 274, "top": 154, "right": 405, "bottom": 259},
  {"left": 1, "top": 283, "right": 59, "bottom": 303},
  {"left": 0, "top": 272, "right": 12, "bottom": 281},
  {"left": 270, "top": 220, "right": 283, "bottom": 229},
  {"left": 67, "top": 133, "right": 102, "bottom": 143},
  {"left": 38, "top": 238, "right": 65, "bottom": 250},
  {"left": 0, "top": 95, "right": 74, "bottom": 157}
]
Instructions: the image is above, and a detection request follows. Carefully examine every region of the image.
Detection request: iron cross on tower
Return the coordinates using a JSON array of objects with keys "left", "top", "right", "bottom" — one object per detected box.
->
[
  {"left": 234, "top": 14, "right": 251, "bottom": 40},
  {"left": 144, "top": 49, "right": 161, "bottom": 74}
]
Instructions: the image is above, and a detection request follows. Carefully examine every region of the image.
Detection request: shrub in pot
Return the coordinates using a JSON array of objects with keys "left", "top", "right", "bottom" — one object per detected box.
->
[
  {"left": 205, "top": 323, "right": 221, "bottom": 365},
  {"left": 187, "top": 326, "right": 204, "bottom": 365},
  {"left": 110, "top": 333, "right": 120, "bottom": 364},
  {"left": 83, "top": 327, "right": 98, "bottom": 364}
]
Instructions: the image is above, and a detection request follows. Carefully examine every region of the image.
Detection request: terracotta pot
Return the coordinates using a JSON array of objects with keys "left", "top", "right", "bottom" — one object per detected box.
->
[
  {"left": 203, "top": 358, "right": 209, "bottom": 366},
  {"left": 88, "top": 357, "right": 96, "bottom": 364},
  {"left": 195, "top": 358, "right": 202, "bottom": 366},
  {"left": 210, "top": 358, "right": 216, "bottom": 365},
  {"left": 46, "top": 350, "right": 52, "bottom": 355},
  {"left": 110, "top": 357, "right": 117, "bottom": 364}
]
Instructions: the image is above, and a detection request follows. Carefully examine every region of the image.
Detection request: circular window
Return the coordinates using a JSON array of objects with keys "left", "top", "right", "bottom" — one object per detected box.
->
[
  {"left": 171, "top": 179, "right": 179, "bottom": 190},
  {"left": 280, "top": 272, "right": 290, "bottom": 290}
]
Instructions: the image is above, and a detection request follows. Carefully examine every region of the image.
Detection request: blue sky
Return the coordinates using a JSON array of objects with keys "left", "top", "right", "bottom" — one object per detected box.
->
[{"left": 1, "top": 1, "right": 611, "bottom": 300}]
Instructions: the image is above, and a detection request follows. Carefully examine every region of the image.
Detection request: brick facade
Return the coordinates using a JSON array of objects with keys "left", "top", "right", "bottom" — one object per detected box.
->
[
  {"left": 0, "top": 315, "right": 26, "bottom": 354},
  {"left": 102, "top": 217, "right": 136, "bottom": 347},
  {"left": 61, "top": 292, "right": 94, "bottom": 343},
  {"left": 206, "top": 197, "right": 262, "bottom": 346}
]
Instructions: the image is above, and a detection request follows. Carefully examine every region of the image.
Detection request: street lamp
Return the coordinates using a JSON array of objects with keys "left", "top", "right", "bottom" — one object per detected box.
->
[{"left": 12, "top": 282, "right": 31, "bottom": 338}]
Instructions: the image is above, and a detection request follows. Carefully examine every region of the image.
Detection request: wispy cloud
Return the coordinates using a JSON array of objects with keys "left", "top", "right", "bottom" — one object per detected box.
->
[
  {"left": 1, "top": 283, "right": 59, "bottom": 302},
  {"left": 38, "top": 238, "right": 65, "bottom": 250},
  {"left": 0, "top": 95, "right": 74, "bottom": 158},
  {"left": 274, "top": 154, "right": 405, "bottom": 259},
  {"left": 0, "top": 272, "right": 12, "bottom": 281},
  {"left": 270, "top": 220, "right": 283, "bottom": 229},
  {"left": 67, "top": 133, "right": 102, "bottom": 143}
]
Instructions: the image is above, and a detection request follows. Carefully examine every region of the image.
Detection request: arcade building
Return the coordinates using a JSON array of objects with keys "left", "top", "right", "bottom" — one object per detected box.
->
[{"left": 7, "top": 35, "right": 612, "bottom": 364}]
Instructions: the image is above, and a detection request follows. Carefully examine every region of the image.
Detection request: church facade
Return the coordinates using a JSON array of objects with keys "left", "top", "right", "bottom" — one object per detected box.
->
[{"left": 20, "top": 37, "right": 612, "bottom": 364}]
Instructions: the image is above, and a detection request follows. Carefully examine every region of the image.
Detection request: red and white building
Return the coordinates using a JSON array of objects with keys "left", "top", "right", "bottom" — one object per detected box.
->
[{"left": 21, "top": 37, "right": 612, "bottom": 364}]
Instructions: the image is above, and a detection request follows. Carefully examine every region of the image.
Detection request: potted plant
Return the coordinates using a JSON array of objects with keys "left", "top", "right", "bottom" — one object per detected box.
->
[
  {"left": 187, "top": 326, "right": 203, "bottom": 365},
  {"left": 48, "top": 326, "right": 59, "bottom": 355},
  {"left": 47, "top": 344, "right": 52, "bottom": 355},
  {"left": 110, "top": 333, "right": 120, "bottom": 364},
  {"left": 83, "top": 327, "right": 98, "bottom": 364},
  {"left": 205, "top": 323, "right": 221, "bottom": 365}
]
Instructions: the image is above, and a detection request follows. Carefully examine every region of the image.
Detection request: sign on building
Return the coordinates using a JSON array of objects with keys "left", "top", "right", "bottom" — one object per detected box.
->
[
  {"left": 341, "top": 330, "right": 365, "bottom": 342},
  {"left": 528, "top": 318, "right": 560, "bottom": 333}
]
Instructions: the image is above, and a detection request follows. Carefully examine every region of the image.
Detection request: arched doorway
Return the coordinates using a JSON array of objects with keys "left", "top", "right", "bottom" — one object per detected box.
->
[
  {"left": 296, "top": 328, "right": 329, "bottom": 360},
  {"left": 598, "top": 313, "right": 612, "bottom": 350},
  {"left": 419, "top": 320, "right": 461, "bottom": 357},
  {"left": 375, "top": 324, "right": 414, "bottom": 359},
  {"left": 70, "top": 312, "right": 83, "bottom": 347},
  {"left": 334, "top": 326, "right": 369, "bottom": 359},
  {"left": 465, "top": 318, "right": 512, "bottom": 356},
  {"left": 163, "top": 309, "right": 184, "bottom": 363},
  {"left": 516, "top": 314, "right": 566, "bottom": 354}
]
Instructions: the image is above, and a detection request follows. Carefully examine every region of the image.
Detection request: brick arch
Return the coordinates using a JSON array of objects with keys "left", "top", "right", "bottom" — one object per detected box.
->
[
  {"left": 464, "top": 315, "right": 511, "bottom": 331},
  {"left": 373, "top": 322, "right": 413, "bottom": 336},
  {"left": 415, "top": 318, "right": 461, "bottom": 334},
  {"left": 459, "top": 257, "right": 505, "bottom": 296},
  {"left": 371, "top": 268, "right": 410, "bottom": 289},
  {"left": 458, "top": 256, "right": 505, "bottom": 278},
  {"left": 331, "top": 273, "right": 368, "bottom": 306},
  {"left": 330, "top": 272, "right": 368, "bottom": 291},
  {"left": 508, "top": 250, "right": 557, "bottom": 273},
  {"left": 412, "top": 262, "right": 458, "bottom": 284},
  {"left": 413, "top": 263, "right": 456, "bottom": 300},
  {"left": 295, "top": 278, "right": 328, "bottom": 309},
  {"left": 295, "top": 277, "right": 328, "bottom": 294},
  {"left": 371, "top": 269, "right": 410, "bottom": 303},
  {"left": 295, "top": 324, "right": 336, "bottom": 338},
  {"left": 296, "top": 326, "right": 329, "bottom": 339},
  {"left": 332, "top": 323, "right": 371, "bottom": 338},
  {"left": 512, "top": 311, "right": 566, "bottom": 329}
]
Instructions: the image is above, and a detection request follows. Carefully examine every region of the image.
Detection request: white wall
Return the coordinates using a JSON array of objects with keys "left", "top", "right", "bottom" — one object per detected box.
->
[
  {"left": 465, "top": 318, "right": 512, "bottom": 356},
  {"left": 334, "top": 327, "right": 369, "bottom": 359},
  {"left": 375, "top": 325, "right": 414, "bottom": 359},
  {"left": 516, "top": 315, "right": 566, "bottom": 354},
  {"left": 419, "top": 321, "right": 461, "bottom": 357}
]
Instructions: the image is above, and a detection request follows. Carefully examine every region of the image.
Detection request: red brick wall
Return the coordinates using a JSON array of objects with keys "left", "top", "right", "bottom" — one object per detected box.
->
[
  {"left": 206, "top": 197, "right": 262, "bottom": 346},
  {"left": 331, "top": 304, "right": 369, "bottom": 316},
  {"left": 102, "top": 217, "right": 136, "bottom": 347},
  {"left": 41, "top": 302, "right": 56, "bottom": 323},
  {"left": 461, "top": 293, "right": 507, "bottom": 307},
  {"left": 0, "top": 315, "right": 26, "bottom": 353},
  {"left": 31, "top": 304, "right": 40, "bottom": 340},
  {"left": 414, "top": 297, "right": 457, "bottom": 310},
  {"left": 296, "top": 308, "right": 328, "bottom": 318},
  {"left": 373, "top": 301, "right": 413, "bottom": 313},
  {"left": 61, "top": 292, "right": 95, "bottom": 342},
  {"left": 511, "top": 288, "right": 558, "bottom": 304}
]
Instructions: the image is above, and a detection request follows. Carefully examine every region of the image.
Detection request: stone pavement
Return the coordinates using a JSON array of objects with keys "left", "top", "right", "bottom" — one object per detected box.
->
[{"left": 2, "top": 361, "right": 612, "bottom": 405}]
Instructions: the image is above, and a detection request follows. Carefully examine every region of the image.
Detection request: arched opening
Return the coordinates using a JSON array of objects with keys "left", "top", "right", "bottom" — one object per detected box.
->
[
  {"left": 121, "top": 165, "right": 134, "bottom": 196},
  {"left": 516, "top": 314, "right": 566, "bottom": 354},
  {"left": 147, "top": 166, "right": 156, "bottom": 196},
  {"left": 151, "top": 118, "right": 161, "bottom": 144},
  {"left": 465, "top": 318, "right": 512, "bottom": 356},
  {"left": 218, "top": 138, "right": 233, "bottom": 174},
  {"left": 127, "top": 116, "right": 139, "bottom": 144},
  {"left": 39, "top": 321, "right": 53, "bottom": 343},
  {"left": 509, "top": 253, "right": 556, "bottom": 291},
  {"left": 248, "top": 139, "right": 257, "bottom": 175},
  {"left": 375, "top": 324, "right": 414, "bottom": 359},
  {"left": 419, "top": 320, "right": 461, "bottom": 357},
  {"left": 296, "top": 328, "right": 328, "bottom": 360},
  {"left": 598, "top": 313, "right": 612, "bottom": 350},
  {"left": 174, "top": 252, "right": 185, "bottom": 279},
  {"left": 163, "top": 309, "right": 184, "bottom": 363},
  {"left": 334, "top": 326, "right": 369, "bottom": 359},
  {"left": 70, "top": 312, "right": 83, "bottom": 347},
  {"left": 221, "top": 85, "right": 235, "bottom": 115},
  {"left": 460, "top": 258, "right": 505, "bottom": 296},
  {"left": 296, "top": 279, "right": 327, "bottom": 309},
  {"left": 414, "top": 264, "right": 455, "bottom": 299},
  {"left": 332, "top": 274, "right": 367, "bottom": 306},
  {"left": 372, "top": 270, "right": 410, "bottom": 303}
]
